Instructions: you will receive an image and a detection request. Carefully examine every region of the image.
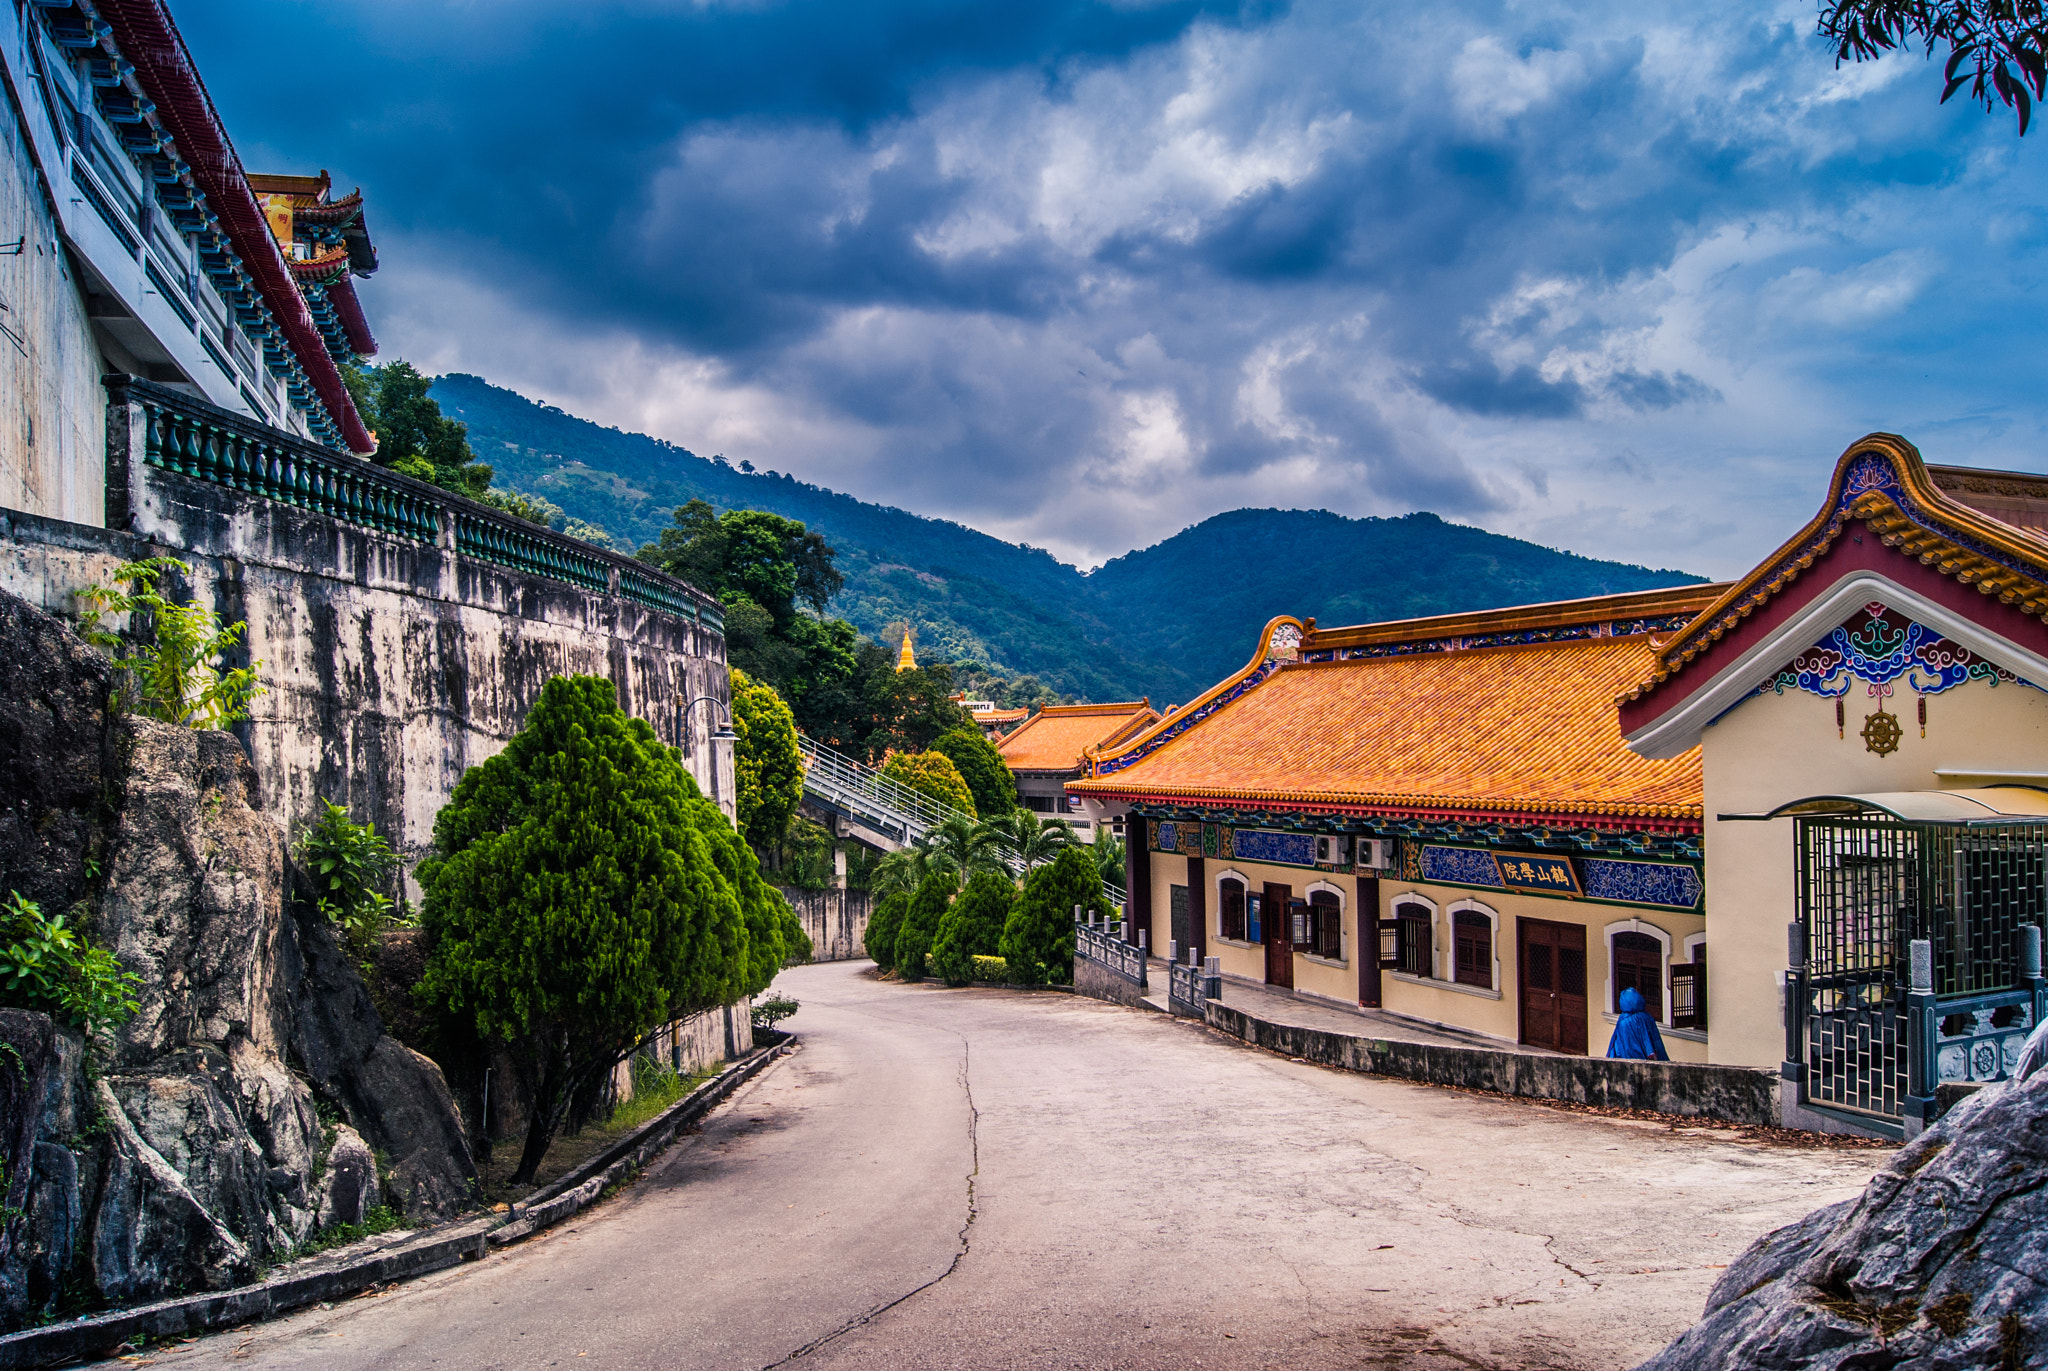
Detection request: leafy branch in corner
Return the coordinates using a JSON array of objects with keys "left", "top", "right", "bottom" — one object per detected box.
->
[
  {"left": 1819, "top": 0, "right": 2048, "bottom": 133},
  {"left": 75, "top": 557, "right": 263, "bottom": 728},
  {"left": 0, "top": 890, "right": 141, "bottom": 1034},
  {"left": 295, "top": 801, "right": 400, "bottom": 962}
]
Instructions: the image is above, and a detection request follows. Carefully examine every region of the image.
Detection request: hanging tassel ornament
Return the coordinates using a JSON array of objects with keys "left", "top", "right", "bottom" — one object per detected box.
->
[
  {"left": 1919, "top": 695, "right": 1927, "bottom": 738},
  {"left": 1837, "top": 697, "right": 1845, "bottom": 739}
]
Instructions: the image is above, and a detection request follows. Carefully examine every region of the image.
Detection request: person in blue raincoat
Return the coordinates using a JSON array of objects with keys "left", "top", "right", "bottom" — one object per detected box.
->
[{"left": 1606, "top": 986, "right": 1669, "bottom": 1061}]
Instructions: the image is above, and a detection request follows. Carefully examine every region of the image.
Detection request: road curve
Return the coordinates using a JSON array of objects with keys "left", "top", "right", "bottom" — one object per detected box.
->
[{"left": 166, "top": 960, "right": 1881, "bottom": 1371}]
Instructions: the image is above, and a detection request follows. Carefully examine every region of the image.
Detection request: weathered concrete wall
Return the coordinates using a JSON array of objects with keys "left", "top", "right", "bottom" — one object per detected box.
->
[
  {"left": 778, "top": 887, "right": 871, "bottom": 962},
  {"left": 1074, "top": 954, "right": 1150, "bottom": 1009},
  {"left": 0, "top": 477, "right": 731, "bottom": 870},
  {"left": 1206, "top": 1000, "right": 1780, "bottom": 1126},
  {"left": 0, "top": 71, "right": 107, "bottom": 525}
]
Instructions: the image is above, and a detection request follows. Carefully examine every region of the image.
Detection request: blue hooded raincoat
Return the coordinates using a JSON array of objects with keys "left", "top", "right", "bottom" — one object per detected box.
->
[{"left": 1606, "top": 986, "right": 1669, "bottom": 1061}]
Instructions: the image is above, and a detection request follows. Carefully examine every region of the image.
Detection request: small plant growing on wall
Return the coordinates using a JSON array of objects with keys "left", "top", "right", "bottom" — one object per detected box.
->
[
  {"left": 296, "top": 801, "right": 400, "bottom": 962},
  {"left": 0, "top": 890, "right": 140, "bottom": 1034},
  {"left": 75, "top": 556, "right": 262, "bottom": 728}
]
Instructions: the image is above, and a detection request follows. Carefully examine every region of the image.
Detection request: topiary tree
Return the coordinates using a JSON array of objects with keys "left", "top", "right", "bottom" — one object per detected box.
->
[
  {"left": 864, "top": 890, "right": 908, "bottom": 972},
  {"left": 730, "top": 668, "right": 805, "bottom": 852},
  {"left": 930, "top": 870, "right": 1016, "bottom": 986},
  {"left": 998, "top": 845, "right": 1107, "bottom": 985},
  {"left": 893, "top": 870, "right": 958, "bottom": 983},
  {"left": 929, "top": 728, "right": 1017, "bottom": 818},
  {"left": 882, "top": 750, "right": 976, "bottom": 817},
  {"left": 417, "top": 675, "right": 749, "bottom": 1185}
]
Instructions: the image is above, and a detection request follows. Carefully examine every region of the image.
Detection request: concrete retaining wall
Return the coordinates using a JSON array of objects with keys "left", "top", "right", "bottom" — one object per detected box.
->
[
  {"left": 779, "top": 887, "right": 871, "bottom": 962},
  {"left": 0, "top": 489, "right": 730, "bottom": 874},
  {"left": 1074, "top": 955, "right": 1150, "bottom": 1009},
  {"left": 1206, "top": 1001, "right": 1780, "bottom": 1126}
]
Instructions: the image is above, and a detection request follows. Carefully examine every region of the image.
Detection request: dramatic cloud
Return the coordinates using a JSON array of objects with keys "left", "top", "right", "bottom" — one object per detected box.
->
[{"left": 188, "top": 0, "right": 2048, "bottom": 575}]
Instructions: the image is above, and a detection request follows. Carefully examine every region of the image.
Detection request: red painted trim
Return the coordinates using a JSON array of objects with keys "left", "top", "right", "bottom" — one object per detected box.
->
[
  {"left": 96, "top": 0, "right": 374, "bottom": 453},
  {"left": 1084, "top": 791, "right": 1701, "bottom": 834},
  {"left": 1620, "top": 519, "right": 2048, "bottom": 736},
  {"left": 327, "top": 274, "right": 376, "bottom": 357}
]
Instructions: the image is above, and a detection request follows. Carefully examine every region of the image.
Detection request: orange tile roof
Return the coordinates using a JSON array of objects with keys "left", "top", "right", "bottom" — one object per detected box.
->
[
  {"left": 973, "top": 707, "right": 1030, "bottom": 723},
  {"left": 1070, "top": 637, "right": 1701, "bottom": 825},
  {"left": 997, "top": 701, "right": 1159, "bottom": 774}
]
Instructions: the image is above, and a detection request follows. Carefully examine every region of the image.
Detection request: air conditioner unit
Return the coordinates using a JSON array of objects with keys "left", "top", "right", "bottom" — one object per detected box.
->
[
  {"left": 1315, "top": 835, "right": 1351, "bottom": 866},
  {"left": 1355, "top": 839, "right": 1393, "bottom": 871}
]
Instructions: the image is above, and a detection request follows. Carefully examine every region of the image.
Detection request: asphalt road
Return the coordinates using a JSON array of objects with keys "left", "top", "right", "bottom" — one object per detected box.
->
[{"left": 163, "top": 960, "right": 1883, "bottom": 1371}]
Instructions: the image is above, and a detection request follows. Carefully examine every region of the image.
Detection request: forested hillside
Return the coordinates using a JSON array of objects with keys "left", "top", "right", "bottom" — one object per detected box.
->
[{"left": 432, "top": 374, "right": 1705, "bottom": 703}]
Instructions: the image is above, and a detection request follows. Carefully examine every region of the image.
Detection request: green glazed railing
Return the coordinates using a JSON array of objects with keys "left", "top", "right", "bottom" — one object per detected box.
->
[{"left": 114, "top": 376, "right": 722, "bottom": 631}]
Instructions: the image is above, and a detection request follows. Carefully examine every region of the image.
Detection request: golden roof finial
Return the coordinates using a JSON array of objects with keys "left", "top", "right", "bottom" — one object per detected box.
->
[{"left": 896, "top": 627, "right": 917, "bottom": 672}]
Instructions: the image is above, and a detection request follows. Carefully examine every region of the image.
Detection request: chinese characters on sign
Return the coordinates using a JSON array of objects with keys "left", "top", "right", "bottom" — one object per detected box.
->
[{"left": 1491, "top": 853, "right": 1581, "bottom": 896}]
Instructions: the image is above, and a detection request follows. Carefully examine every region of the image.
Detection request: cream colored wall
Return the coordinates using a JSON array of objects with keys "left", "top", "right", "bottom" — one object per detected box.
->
[
  {"left": 1701, "top": 673, "right": 2048, "bottom": 1071},
  {"left": 1204, "top": 857, "right": 1356, "bottom": 995},
  {"left": 1374, "top": 880, "right": 1708, "bottom": 1061}
]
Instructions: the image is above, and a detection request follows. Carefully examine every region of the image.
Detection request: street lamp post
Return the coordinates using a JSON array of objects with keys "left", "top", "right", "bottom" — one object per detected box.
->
[{"left": 679, "top": 694, "right": 738, "bottom": 808}]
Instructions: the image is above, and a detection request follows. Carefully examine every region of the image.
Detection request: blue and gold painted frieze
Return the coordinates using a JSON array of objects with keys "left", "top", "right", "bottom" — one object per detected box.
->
[{"left": 1415, "top": 845, "right": 1702, "bottom": 911}]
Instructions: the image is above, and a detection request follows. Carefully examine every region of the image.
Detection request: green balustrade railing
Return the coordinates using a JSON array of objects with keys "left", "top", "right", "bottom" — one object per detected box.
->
[{"left": 111, "top": 376, "right": 723, "bottom": 632}]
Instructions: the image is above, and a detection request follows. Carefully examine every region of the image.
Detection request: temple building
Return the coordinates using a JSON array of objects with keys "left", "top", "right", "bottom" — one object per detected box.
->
[
  {"left": 247, "top": 171, "right": 377, "bottom": 368},
  {"left": 998, "top": 700, "right": 1160, "bottom": 844},
  {"left": 1072, "top": 435, "right": 2048, "bottom": 1138}
]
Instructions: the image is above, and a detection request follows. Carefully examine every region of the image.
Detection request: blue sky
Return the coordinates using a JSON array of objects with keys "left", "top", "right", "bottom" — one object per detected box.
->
[{"left": 186, "top": 0, "right": 2048, "bottom": 577}]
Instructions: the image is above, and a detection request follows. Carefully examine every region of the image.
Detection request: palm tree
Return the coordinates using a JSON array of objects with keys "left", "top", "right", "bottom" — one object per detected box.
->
[
  {"left": 986, "top": 809, "right": 1072, "bottom": 870},
  {"left": 872, "top": 842, "right": 951, "bottom": 896},
  {"left": 1093, "top": 832, "right": 1126, "bottom": 887},
  {"left": 927, "top": 814, "right": 1007, "bottom": 879}
]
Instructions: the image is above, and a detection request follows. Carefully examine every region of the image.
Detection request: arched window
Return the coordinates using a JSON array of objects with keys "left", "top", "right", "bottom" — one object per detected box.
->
[
  {"left": 1219, "top": 878, "right": 1247, "bottom": 941},
  {"left": 1612, "top": 931, "right": 1664, "bottom": 1018},
  {"left": 1395, "top": 901, "right": 1432, "bottom": 977},
  {"left": 1309, "top": 889, "right": 1343, "bottom": 959},
  {"left": 1453, "top": 910, "right": 1493, "bottom": 989}
]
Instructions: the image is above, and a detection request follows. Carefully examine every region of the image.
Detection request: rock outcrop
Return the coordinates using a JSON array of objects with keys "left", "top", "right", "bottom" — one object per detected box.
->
[
  {"left": 0, "top": 588, "right": 477, "bottom": 1330},
  {"left": 1637, "top": 1070, "right": 2048, "bottom": 1369}
]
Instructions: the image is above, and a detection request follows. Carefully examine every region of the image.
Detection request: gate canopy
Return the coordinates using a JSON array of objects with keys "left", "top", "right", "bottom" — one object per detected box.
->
[{"left": 1721, "top": 787, "right": 2048, "bottom": 825}]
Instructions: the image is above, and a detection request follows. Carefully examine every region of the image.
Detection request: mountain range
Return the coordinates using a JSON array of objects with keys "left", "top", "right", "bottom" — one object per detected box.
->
[{"left": 431, "top": 374, "right": 1707, "bottom": 704}]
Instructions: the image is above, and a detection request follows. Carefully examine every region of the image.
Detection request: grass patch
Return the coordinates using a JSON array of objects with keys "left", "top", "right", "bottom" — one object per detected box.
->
[{"left": 274, "top": 1206, "right": 406, "bottom": 1267}]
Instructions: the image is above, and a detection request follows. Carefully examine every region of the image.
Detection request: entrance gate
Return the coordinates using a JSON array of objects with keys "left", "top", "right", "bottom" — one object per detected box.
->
[{"left": 1792, "top": 811, "right": 2048, "bottom": 1131}]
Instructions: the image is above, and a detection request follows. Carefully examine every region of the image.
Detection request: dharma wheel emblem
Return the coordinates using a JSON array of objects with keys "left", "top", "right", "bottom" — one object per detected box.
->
[{"left": 1861, "top": 707, "right": 1904, "bottom": 757}]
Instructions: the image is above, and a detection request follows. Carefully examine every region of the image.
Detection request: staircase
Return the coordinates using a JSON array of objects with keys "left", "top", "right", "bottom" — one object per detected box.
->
[{"left": 797, "top": 736, "right": 1127, "bottom": 910}]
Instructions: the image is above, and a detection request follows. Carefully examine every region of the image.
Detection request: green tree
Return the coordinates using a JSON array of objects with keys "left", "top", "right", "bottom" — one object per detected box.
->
[
  {"left": 730, "top": 669, "right": 804, "bottom": 851},
  {"left": 929, "top": 728, "right": 1017, "bottom": 818},
  {"left": 418, "top": 676, "right": 749, "bottom": 1184},
  {"left": 1093, "top": 833, "right": 1127, "bottom": 889},
  {"left": 986, "top": 809, "right": 1073, "bottom": 870},
  {"left": 894, "top": 870, "right": 958, "bottom": 983},
  {"left": 362, "top": 361, "right": 494, "bottom": 498},
  {"left": 867, "top": 665, "right": 975, "bottom": 757},
  {"left": 924, "top": 815, "right": 1007, "bottom": 880},
  {"left": 930, "top": 870, "right": 1016, "bottom": 986},
  {"left": 1820, "top": 0, "right": 2048, "bottom": 132},
  {"left": 882, "top": 751, "right": 976, "bottom": 817},
  {"left": 871, "top": 839, "right": 953, "bottom": 898},
  {"left": 998, "top": 846, "right": 1106, "bottom": 986},
  {"left": 864, "top": 890, "right": 909, "bottom": 971},
  {"left": 76, "top": 557, "right": 263, "bottom": 728}
]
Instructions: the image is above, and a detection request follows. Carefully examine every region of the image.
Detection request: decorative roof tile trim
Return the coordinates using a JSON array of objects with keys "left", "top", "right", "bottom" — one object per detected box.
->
[
  {"left": 1064, "top": 777, "right": 1703, "bottom": 826},
  {"left": 325, "top": 274, "right": 375, "bottom": 357},
  {"left": 1619, "top": 436, "right": 2048, "bottom": 708},
  {"left": 1086, "top": 618, "right": 1305, "bottom": 778},
  {"left": 95, "top": 0, "right": 374, "bottom": 453},
  {"left": 1301, "top": 584, "right": 1725, "bottom": 656}
]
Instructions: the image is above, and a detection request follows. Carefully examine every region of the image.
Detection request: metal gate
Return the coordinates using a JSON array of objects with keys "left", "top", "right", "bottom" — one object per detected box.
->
[{"left": 1794, "top": 814, "right": 2048, "bottom": 1125}]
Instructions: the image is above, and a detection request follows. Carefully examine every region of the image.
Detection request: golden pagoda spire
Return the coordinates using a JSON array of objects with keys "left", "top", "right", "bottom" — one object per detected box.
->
[{"left": 896, "top": 627, "right": 917, "bottom": 672}]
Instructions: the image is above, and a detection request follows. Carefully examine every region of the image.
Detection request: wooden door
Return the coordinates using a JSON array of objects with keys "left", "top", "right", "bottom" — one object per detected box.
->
[
  {"left": 1517, "top": 918, "right": 1588, "bottom": 1054},
  {"left": 1358, "top": 877, "right": 1382, "bottom": 1007},
  {"left": 1264, "top": 882, "right": 1293, "bottom": 987}
]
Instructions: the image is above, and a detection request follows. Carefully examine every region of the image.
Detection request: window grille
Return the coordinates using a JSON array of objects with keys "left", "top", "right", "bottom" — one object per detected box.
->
[
  {"left": 1219, "top": 879, "right": 1246, "bottom": 941},
  {"left": 1453, "top": 911, "right": 1492, "bottom": 988},
  {"left": 1670, "top": 947, "right": 1706, "bottom": 1029},
  {"left": 1311, "top": 890, "right": 1342, "bottom": 959},
  {"left": 1395, "top": 903, "right": 1432, "bottom": 977}
]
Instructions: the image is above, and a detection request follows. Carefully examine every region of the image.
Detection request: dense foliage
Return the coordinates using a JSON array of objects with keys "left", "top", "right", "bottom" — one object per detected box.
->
[
  {"left": 930, "top": 871, "right": 1016, "bottom": 986},
  {"left": 0, "top": 890, "right": 140, "bottom": 1034},
  {"left": 433, "top": 374, "right": 1703, "bottom": 704},
  {"left": 998, "top": 847, "right": 1107, "bottom": 986},
  {"left": 928, "top": 728, "right": 1016, "bottom": 818},
  {"left": 295, "top": 800, "right": 399, "bottom": 961},
  {"left": 1819, "top": 0, "right": 2048, "bottom": 133},
  {"left": 730, "top": 669, "right": 804, "bottom": 851},
  {"left": 984, "top": 809, "right": 1073, "bottom": 869},
  {"left": 882, "top": 751, "right": 975, "bottom": 817},
  {"left": 416, "top": 675, "right": 804, "bottom": 1183},
  {"left": 77, "top": 557, "right": 262, "bottom": 728},
  {"left": 864, "top": 891, "right": 909, "bottom": 972},
  {"left": 893, "top": 871, "right": 958, "bottom": 983}
]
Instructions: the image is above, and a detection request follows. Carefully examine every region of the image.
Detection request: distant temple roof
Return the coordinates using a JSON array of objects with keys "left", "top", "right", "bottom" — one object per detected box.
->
[
  {"left": 999, "top": 701, "right": 1159, "bottom": 776},
  {"left": 248, "top": 170, "right": 377, "bottom": 362},
  {"left": 1071, "top": 587, "right": 1727, "bottom": 831}
]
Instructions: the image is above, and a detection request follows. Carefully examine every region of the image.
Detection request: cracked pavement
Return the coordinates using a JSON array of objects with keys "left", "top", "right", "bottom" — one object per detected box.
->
[{"left": 160, "top": 959, "right": 1883, "bottom": 1371}]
